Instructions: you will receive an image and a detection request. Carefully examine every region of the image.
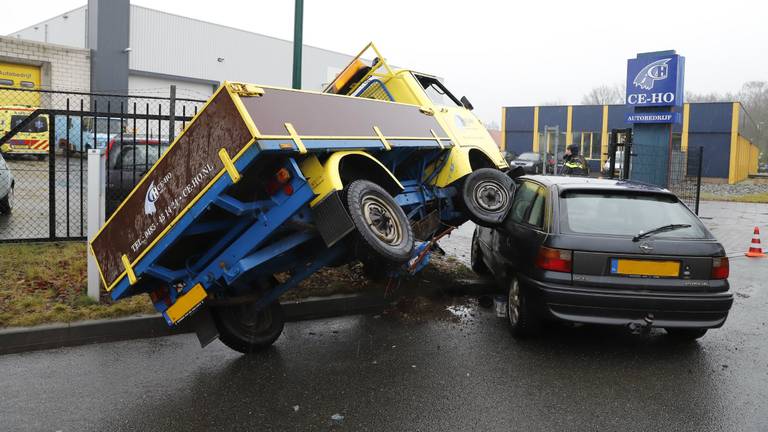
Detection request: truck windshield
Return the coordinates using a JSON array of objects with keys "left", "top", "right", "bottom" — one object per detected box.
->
[
  {"left": 413, "top": 74, "right": 462, "bottom": 107},
  {"left": 559, "top": 191, "right": 708, "bottom": 239},
  {"left": 11, "top": 115, "right": 48, "bottom": 133}
]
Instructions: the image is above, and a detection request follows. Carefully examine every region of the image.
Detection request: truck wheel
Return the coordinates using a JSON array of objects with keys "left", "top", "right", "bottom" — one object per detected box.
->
[
  {"left": 470, "top": 229, "right": 490, "bottom": 275},
  {"left": 462, "top": 168, "right": 514, "bottom": 227},
  {"left": 345, "top": 180, "right": 414, "bottom": 264},
  {"left": 212, "top": 300, "right": 285, "bottom": 354},
  {"left": 0, "top": 186, "right": 13, "bottom": 215}
]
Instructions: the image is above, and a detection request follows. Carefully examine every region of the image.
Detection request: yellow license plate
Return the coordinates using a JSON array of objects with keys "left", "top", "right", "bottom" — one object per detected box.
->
[
  {"left": 164, "top": 283, "right": 207, "bottom": 324},
  {"left": 610, "top": 259, "right": 680, "bottom": 277}
]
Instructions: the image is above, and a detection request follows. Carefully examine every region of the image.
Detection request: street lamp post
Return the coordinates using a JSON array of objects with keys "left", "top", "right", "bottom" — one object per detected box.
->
[{"left": 292, "top": 0, "right": 303, "bottom": 90}]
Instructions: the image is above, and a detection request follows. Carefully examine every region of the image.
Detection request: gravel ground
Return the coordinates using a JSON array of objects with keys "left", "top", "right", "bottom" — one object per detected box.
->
[{"left": 701, "top": 182, "right": 768, "bottom": 196}]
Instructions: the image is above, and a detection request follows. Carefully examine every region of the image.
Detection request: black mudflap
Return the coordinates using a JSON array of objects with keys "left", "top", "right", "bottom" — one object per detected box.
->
[{"left": 311, "top": 190, "right": 355, "bottom": 247}]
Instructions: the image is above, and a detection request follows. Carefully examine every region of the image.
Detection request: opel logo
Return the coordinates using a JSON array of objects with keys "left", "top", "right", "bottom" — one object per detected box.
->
[{"left": 639, "top": 242, "right": 654, "bottom": 254}]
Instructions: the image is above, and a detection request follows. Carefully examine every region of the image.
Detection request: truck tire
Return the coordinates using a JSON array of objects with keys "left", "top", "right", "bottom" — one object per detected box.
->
[
  {"left": 345, "top": 180, "right": 414, "bottom": 265},
  {"left": 462, "top": 168, "right": 514, "bottom": 227},
  {"left": 212, "top": 300, "right": 285, "bottom": 354},
  {"left": 0, "top": 186, "right": 13, "bottom": 215}
]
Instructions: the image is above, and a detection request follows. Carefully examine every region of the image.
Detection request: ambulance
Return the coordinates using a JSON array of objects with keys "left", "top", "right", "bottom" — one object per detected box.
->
[{"left": 0, "top": 61, "right": 49, "bottom": 159}]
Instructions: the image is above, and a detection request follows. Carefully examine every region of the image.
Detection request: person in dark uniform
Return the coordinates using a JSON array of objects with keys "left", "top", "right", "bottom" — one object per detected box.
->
[{"left": 562, "top": 144, "right": 589, "bottom": 176}]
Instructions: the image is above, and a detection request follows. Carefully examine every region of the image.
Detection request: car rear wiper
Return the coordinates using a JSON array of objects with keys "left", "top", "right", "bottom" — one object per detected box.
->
[{"left": 632, "top": 224, "right": 691, "bottom": 242}]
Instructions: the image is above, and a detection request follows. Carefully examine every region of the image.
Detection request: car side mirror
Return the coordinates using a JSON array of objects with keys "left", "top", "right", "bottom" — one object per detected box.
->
[{"left": 460, "top": 96, "right": 474, "bottom": 111}]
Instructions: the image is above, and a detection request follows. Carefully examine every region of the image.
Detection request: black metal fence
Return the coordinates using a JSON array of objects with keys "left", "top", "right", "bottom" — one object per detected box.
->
[
  {"left": 0, "top": 87, "right": 205, "bottom": 243},
  {"left": 668, "top": 146, "right": 703, "bottom": 214}
]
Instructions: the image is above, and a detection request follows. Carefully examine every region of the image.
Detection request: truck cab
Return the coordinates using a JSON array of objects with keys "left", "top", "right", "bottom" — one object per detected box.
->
[{"left": 323, "top": 43, "right": 507, "bottom": 187}]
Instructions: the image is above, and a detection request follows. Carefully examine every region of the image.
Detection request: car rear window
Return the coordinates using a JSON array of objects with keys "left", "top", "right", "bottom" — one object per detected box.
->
[{"left": 559, "top": 190, "right": 709, "bottom": 239}]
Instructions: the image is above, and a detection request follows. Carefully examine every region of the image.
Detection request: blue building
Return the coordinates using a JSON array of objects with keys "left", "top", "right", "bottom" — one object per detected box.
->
[{"left": 502, "top": 102, "right": 760, "bottom": 184}]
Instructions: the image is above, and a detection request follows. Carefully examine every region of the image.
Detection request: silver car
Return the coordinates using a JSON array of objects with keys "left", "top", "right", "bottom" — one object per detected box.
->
[{"left": 0, "top": 152, "right": 13, "bottom": 214}]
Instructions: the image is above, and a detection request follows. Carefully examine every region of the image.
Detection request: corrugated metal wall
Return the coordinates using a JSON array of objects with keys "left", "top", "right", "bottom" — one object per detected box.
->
[
  {"left": 11, "top": 5, "right": 358, "bottom": 93},
  {"left": 9, "top": 7, "right": 87, "bottom": 48},
  {"left": 128, "top": 6, "right": 355, "bottom": 91}
]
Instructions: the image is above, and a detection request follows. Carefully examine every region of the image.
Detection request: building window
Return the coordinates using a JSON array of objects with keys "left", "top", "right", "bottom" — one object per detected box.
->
[{"left": 573, "top": 131, "right": 599, "bottom": 159}]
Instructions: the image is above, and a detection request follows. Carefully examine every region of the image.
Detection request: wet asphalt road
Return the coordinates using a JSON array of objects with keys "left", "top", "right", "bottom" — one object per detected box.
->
[{"left": 2, "top": 254, "right": 767, "bottom": 431}]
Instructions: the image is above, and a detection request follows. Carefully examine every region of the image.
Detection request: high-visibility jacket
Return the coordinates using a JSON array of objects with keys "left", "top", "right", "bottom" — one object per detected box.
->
[{"left": 562, "top": 155, "right": 589, "bottom": 176}]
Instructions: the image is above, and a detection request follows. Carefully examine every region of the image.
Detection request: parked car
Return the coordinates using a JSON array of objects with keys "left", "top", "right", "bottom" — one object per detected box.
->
[
  {"left": 106, "top": 139, "right": 169, "bottom": 213},
  {"left": 56, "top": 116, "right": 126, "bottom": 154},
  {"left": 503, "top": 150, "right": 518, "bottom": 165},
  {"left": 472, "top": 175, "right": 733, "bottom": 340},
  {"left": 510, "top": 152, "right": 553, "bottom": 174},
  {"left": 0, "top": 151, "right": 13, "bottom": 214},
  {"left": 603, "top": 150, "right": 625, "bottom": 176}
]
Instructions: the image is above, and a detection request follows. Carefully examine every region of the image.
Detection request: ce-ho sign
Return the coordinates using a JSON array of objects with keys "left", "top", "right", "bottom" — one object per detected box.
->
[{"left": 625, "top": 52, "right": 685, "bottom": 107}]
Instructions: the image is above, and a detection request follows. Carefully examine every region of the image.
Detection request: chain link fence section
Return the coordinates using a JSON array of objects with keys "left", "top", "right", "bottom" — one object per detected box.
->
[
  {"left": 668, "top": 146, "right": 703, "bottom": 215},
  {"left": 0, "top": 87, "right": 206, "bottom": 242}
]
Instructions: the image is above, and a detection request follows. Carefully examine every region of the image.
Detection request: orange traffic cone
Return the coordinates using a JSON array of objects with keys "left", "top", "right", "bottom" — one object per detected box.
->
[{"left": 746, "top": 226, "right": 766, "bottom": 257}]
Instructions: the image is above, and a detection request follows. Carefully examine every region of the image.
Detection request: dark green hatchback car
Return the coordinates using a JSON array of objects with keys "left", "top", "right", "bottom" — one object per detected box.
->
[{"left": 472, "top": 176, "right": 732, "bottom": 340}]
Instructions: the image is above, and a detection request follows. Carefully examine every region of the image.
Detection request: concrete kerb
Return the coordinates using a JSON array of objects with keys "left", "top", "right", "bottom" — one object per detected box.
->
[{"left": 0, "top": 278, "right": 498, "bottom": 355}]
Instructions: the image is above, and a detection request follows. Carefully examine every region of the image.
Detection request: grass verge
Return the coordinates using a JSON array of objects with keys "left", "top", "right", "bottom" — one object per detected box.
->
[
  {"left": 1, "top": 242, "right": 475, "bottom": 328},
  {"left": 0, "top": 242, "right": 154, "bottom": 328}
]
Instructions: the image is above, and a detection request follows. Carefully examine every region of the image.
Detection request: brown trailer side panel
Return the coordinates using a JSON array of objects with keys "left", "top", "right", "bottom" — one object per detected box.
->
[
  {"left": 241, "top": 87, "right": 445, "bottom": 138},
  {"left": 90, "top": 87, "right": 254, "bottom": 290}
]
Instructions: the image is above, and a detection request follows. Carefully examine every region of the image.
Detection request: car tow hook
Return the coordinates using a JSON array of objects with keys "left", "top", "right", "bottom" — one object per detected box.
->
[{"left": 628, "top": 313, "right": 654, "bottom": 335}]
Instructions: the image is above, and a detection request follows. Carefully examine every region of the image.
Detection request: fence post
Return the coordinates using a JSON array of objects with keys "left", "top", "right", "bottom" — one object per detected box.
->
[
  {"left": 87, "top": 148, "right": 106, "bottom": 301},
  {"left": 695, "top": 146, "right": 703, "bottom": 215},
  {"left": 48, "top": 115, "right": 56, "bottom": 240},
  {"left": 168, "top": 85, "right": 176, "bottom": 143}
]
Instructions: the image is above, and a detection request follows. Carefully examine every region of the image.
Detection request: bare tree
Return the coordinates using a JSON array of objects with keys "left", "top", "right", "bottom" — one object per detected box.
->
[
  {"left": 687, "top": 81, "right": 768, "bottom": 153},
  {"left": 581, "top": 83, "right": 625, "bottom": 105}
]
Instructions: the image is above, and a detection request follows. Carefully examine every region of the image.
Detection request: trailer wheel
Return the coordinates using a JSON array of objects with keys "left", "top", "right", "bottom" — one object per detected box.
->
[
  {"left": 212, "top": 300, "right": 285, "bottom": 354},
  {"left": 462, "top": 168, "right": 514, "bottom": 227},
  {"left": 345, "top": 180, "right": 414, "bottom": 265}
]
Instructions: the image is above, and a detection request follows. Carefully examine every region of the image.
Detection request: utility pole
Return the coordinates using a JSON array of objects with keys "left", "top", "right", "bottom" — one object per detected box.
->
[{"left": 292, "top": 0, "right": 303, "bottom": 89}]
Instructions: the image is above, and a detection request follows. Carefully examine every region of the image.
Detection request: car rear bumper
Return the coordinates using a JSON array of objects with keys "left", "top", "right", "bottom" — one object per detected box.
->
[{"left": 520, "top": 275, "right": 734, "bottom": 329}]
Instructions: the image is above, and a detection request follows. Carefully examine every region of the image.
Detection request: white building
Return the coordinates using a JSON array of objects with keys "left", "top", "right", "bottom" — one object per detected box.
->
[{"left": 8, "top": 1, "right": 355, "bottom": 99}]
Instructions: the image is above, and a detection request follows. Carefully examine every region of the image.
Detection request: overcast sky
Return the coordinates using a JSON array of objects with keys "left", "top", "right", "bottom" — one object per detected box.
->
[{"left": 2, "top": 0, "right": 767, "bottom": 124}]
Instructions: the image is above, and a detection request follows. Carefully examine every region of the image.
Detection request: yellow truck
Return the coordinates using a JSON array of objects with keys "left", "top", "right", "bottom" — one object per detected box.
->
[{"left": 91, "top": 43, "right": 513, "bottom": 353}]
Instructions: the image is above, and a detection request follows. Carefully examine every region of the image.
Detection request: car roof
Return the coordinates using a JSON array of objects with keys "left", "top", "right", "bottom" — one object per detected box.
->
[{"left": 520, "top": 175, "right": 672, "bottom": 194}]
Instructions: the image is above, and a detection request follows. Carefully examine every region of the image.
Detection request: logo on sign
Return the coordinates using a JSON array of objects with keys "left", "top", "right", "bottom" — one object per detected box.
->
[
  {"left": 144, "top": 181, "right": 159, "bottom": 215},
  {"left": 633, "top": 58, "right": 670, "bottom": 90},
  {"left": 626, "top": 53, "right": 684, "bottom": 108}
]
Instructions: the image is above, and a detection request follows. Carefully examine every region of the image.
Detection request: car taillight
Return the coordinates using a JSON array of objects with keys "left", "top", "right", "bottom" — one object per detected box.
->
[
  {"left": 711, "top": 257, "right": 729, "bottom": 280},
  {"left": 535, "top": 247, "right": 572, "bottom": 273}
]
